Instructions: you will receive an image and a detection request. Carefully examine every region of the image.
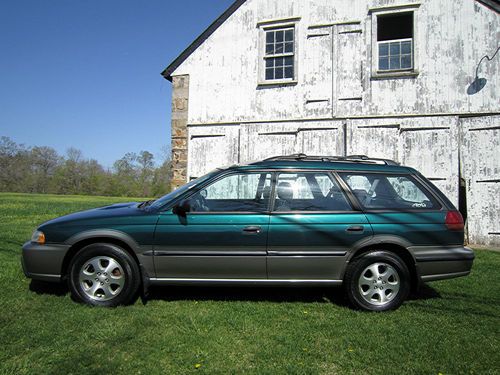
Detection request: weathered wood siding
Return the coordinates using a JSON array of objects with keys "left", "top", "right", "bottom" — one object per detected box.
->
[
  {"left": 173, "top": 0, "right": 499, "bottom": 123},
  {"left": 168, "top": 0, "right": 500, "bottom": 246}
]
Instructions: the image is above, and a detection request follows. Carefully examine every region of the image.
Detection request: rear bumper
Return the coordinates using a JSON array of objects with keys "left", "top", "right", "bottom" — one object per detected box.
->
[
  {"left": 409, "top": 246, "right": 475, "bottom": 282},
  {"left": 21, "top": 241, "right": 70, "bottom": 283}
]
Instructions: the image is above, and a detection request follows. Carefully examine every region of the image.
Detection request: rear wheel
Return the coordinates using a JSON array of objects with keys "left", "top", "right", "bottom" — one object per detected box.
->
[
  {"left": 344, "top": 251, "right": 410, "bottom": 311},
  {"left": 68, "top": 243, "right": 140, "bottom": 307}
]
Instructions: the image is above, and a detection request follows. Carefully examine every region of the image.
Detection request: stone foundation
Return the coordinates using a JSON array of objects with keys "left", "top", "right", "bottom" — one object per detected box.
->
[{"left": 170, "top": 75, "right": 189, "bottom": 190}]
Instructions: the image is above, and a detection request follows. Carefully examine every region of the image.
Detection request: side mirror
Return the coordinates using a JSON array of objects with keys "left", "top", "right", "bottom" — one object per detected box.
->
[{"left": 172, "top": 200, "right": 191, "bottom": 216}]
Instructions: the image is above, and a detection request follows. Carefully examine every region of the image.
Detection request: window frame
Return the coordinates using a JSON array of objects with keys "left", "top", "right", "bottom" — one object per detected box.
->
[
  {"left": 257, "top": 17, "right": 300, "bottom": 86},
  {"left": 270, "top": 170, "right": 355, "bottom": 213},
  {"left": 168, "top": 170, "right": 274, "bottom": 215},
  {"left": 369, "top": 3, "right": 420, "bottom": 79},
  {"left": 337, "top": 171, "right": 445, "bottom": 212}
]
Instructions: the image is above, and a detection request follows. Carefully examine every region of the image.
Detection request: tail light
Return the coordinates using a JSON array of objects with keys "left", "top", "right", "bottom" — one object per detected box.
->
[{"left": 445, "top": 211, "right": 464, "bottom": 231}]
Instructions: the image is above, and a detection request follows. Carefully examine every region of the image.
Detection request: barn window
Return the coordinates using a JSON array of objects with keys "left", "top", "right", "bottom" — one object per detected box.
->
[
  {"left": 369, "top": 4, "right": 419, "bottom": 78},
  {"left": 264, "top": 27, "right": 295, "bottom": 81},
  {"left": 377, "top": 13, "right": 413, "bottom": 71}
]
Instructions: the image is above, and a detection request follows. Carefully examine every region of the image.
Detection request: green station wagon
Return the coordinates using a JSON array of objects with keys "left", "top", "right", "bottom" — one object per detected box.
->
[{"left": 22, "top": 154, "right": 474, "bottom": 311}]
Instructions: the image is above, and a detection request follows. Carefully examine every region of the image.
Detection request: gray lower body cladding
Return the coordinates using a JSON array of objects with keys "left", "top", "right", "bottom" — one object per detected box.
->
[{"left": 22, "top": 242, "right": 474, "bottom": 285}]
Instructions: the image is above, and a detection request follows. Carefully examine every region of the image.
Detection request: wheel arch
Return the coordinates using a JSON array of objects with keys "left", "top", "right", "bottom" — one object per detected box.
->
[
  {"left": 346, "top": 237, "right": 419, "bottom": 291},
  {"left": 61, "top": 230, "right": 142, "bottom": 279}
]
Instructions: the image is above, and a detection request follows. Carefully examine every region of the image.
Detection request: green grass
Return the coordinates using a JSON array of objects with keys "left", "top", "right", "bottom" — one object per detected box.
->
[{"left": 0, "top": 192, "right": 499, "bottom": 374}]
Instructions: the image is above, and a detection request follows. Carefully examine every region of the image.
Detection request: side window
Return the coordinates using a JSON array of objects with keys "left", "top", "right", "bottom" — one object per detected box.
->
[
  {"left": 264, "top": 27, "right": 295, "bottom": 81},
  {"left": 190, "top": 173, "right": 271, "bottom": 212},
  {"left": 386, "top": 176, "right": 432, "bottom": 205},
  {"left": 340, "top": 173, "right": 440, "bottom": 210},
  {"left": 370, "top": 4, "right": 420, "bottom": 78},
  {"left": 377, "top": 13, "right": 413, "bottom": 72},
  {"left": 274, "top": 172, "right": 351, "bottom": 212},
  {"left": 258, "top": 19, "right": 299, "bottom": 84}
]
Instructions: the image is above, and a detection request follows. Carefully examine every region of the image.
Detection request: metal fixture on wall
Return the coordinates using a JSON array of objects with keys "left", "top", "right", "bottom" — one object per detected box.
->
[{"left": 467, "top": 45, "right": 500, "bottom": 94}]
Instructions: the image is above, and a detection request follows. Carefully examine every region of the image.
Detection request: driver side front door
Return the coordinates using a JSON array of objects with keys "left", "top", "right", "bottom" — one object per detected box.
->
[{"left": 153, "top": 172, "right": 272, "bottom": 280}]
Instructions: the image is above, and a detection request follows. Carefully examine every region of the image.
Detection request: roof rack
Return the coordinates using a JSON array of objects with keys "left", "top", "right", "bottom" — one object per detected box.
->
[{"left": 262, "top": 154, "right": 400, "bottom": 166}]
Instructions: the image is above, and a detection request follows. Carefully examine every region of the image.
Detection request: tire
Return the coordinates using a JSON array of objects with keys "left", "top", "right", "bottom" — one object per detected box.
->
[
  {"left": 68, "top": 243, "right": 140, "bottom": 307},
  {"left": 344, "top": 251, "right": 410, "bottom": 311}
]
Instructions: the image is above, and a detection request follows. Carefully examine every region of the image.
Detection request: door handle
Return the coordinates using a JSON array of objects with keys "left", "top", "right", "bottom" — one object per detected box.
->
[
  {"left": 346, "top": 225, "right": 364, "bottom": 232},
  {"left": 243, "top": 226, "right": 262, "bottom": 234}
]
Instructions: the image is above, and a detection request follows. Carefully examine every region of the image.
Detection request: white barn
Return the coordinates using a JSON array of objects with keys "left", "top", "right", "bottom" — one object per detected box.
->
[{"left": 162, "top": 0, "right": 500, "bottom": 246}]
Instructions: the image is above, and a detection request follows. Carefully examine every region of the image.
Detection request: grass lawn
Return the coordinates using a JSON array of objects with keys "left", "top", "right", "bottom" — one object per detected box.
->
[{"left": 0, "top": 192, "right": 499, "bottom": 374}]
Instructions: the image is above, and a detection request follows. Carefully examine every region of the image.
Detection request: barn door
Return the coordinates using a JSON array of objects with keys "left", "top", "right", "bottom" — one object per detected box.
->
[
  {"left": 299, "top": 126, "right": 345, "bottom": 156},
  {"left": 304, "top": 26, "right": 333, "bottom": 117},
  {"left": 335, "top": 23, "right": 364, "bottom": 115},
  {"left": 188, "top": 126, "right": 239, "bottom": 180},
  {"left": 460, "top": 117, "right": 500, "bottom": 246},
  {"left": 348, "top": 121, "right": 400, "bottom": 161},
  {"left": 240, "top": 122, "right": 346, "bottom": 162},
  {"left": 348, "top": 119, "right": 459, "bottom": 205},
  {"left": 399, "top": 123, "right": 458, "bottom": 206}
]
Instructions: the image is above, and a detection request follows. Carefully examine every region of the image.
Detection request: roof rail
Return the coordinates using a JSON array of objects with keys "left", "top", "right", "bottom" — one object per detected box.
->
[{"left": 262, "top": 154, "right": 400, "bottom": 166}]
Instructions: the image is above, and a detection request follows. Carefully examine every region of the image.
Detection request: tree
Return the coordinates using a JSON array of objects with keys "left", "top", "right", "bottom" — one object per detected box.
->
[
  {"left": 0, "top": 136, "right": 30, "bottom": 192},
  {"left": 0, "top": 137, "right": 171, "bottom": 198},
  {"left": 137, "top": 151, "right": 154, "bottom": 196},
  {"left": 29, "top": 146, "right": 60, "bottom": 193}
]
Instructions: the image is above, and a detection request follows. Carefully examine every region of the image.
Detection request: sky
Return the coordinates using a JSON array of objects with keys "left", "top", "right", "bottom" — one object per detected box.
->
[{"left": 0, "top": 0, "right": 235, "bottom": 167}]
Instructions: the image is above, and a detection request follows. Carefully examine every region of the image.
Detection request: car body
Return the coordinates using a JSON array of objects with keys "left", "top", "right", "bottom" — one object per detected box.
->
[{"left": 22, "top": 154, "right": 474, "bottom": 311}]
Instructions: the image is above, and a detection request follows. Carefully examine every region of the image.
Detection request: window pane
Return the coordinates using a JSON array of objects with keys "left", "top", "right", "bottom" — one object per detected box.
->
[
  {"left": 276, "top": 30, "right": 284, "bottom": 42},
  {"left": 266, "top": 43, "right": 274, "bottom": 55},
  {"left": 266, "top": 31, "right": 274, "bottom": 43},
  {"left": 379, "top": 57, "right": 389, "bottom": 70},
  {"left": 340, "top": 173, "right": 440, "bottom": 210},
  {"left": 285, "top": 29, "right": 294, "bottom": 41},
  {"left": 401, "top": 41, "right": 412, "bottom": 54},
  {"left": 265, "top": 68, "right": 274, "bottom": 80},
  {"left": 379, "top": 43, "right": 389, "bottom": 56},
  {"left": 285, "top": 42, "right": 294, "bottom": 53},
  {"left": 191, "top": 173, "right": 272, "bottom": 212},
  {"left": 275, "top": 173, "right": 351, "bottom": 211},
  {"left": 275, "top": 43, "right": 284, "bottom": 54},
  {"left": 377, "top": 13, "right": 413, "bottom": 41},
  {"left": 284, "top": 56, "right": 293, "bottom": 66},
  {"left": 266, "top": 59, "right": 274, "bottom": 68},
  {"left": 275, "top": 68, "right": 284, "bottom": 79},
  {"left": 401, "top": 54, "right": 412, "bottom": 68},
  {"left": 389, "top": 56, "right": 400, "bottom": 69},
  {"left": 389, "top": 42, "right": 400, "bottom": 55},
  {"left": 284, "top": 66, "right": 294, "bottom": 78}
]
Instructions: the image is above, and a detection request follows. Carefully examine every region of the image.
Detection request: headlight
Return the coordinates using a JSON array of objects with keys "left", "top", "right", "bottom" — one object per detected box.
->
[{"left": 31, "top": 230, "right": 46, "bottom": 245}]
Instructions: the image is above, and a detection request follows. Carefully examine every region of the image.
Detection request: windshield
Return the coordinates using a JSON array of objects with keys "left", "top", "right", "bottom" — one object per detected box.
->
[{"left": 148, "top": 170, "right": 220, "bottom": 210}]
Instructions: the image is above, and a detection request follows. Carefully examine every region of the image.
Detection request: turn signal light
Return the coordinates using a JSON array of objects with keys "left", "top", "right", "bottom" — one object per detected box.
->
[
  {"left": 445, "top": 211, "right": 464, "bottom": 231},
  {"left": 31, "top": 230, "right": 46, "bottom": 245}
]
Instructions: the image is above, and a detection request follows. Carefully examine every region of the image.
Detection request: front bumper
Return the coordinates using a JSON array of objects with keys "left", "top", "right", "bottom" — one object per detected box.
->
[
  {"left": 409, "top": 246, "right": 475, "bottom": 282},
  {"left": 21, "top": 241, "right": 71, "bottom": 282}
]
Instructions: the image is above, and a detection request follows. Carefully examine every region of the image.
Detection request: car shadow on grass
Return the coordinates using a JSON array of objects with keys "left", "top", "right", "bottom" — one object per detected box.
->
[
  {"left": 408, "top": 283, "right": 441, "bottom": 301},
  {"left": 28, "top": 279, "right": 444, "bottom": 309},
  {"left": 146, "top": 283, "right": 442, "bottom": 307},
  {"left": 29, "top": 279, "right": 68, "bottom": 297},
  {"left": 147, "top": 285, "right": 346, "bottom": 305}
]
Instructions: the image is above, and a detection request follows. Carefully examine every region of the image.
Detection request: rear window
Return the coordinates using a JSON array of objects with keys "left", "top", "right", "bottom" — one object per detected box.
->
[{"left": 339, "top": 173, "right": 441, "bottom": 210}]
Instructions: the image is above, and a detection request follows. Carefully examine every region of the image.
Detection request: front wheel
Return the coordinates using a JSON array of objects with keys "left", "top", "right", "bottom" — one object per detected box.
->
[
  {"left": 68, "top": 243, "right": 140, "bottom": 307},
  {"left": 344, "top": 251, "right": 410, "bottom": 311}
]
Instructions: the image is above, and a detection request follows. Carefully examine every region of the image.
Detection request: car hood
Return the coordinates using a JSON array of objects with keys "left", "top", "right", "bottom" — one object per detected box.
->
[{"left": 39, "top": 202, "right": 145, "bottom": 227}]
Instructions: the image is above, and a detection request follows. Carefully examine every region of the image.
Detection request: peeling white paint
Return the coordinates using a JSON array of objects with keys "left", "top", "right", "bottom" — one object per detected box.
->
[{"left": 169, "top": 0, "right": 500, "bottom": 246}]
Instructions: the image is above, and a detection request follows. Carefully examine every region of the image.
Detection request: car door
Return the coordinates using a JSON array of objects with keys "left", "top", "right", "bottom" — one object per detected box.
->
[
  {"left": 153, "top": 171, "right": 272, "bottom": 279},
  {"left": 267, "top": 171, "right": 373, "bottom": 281}
]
